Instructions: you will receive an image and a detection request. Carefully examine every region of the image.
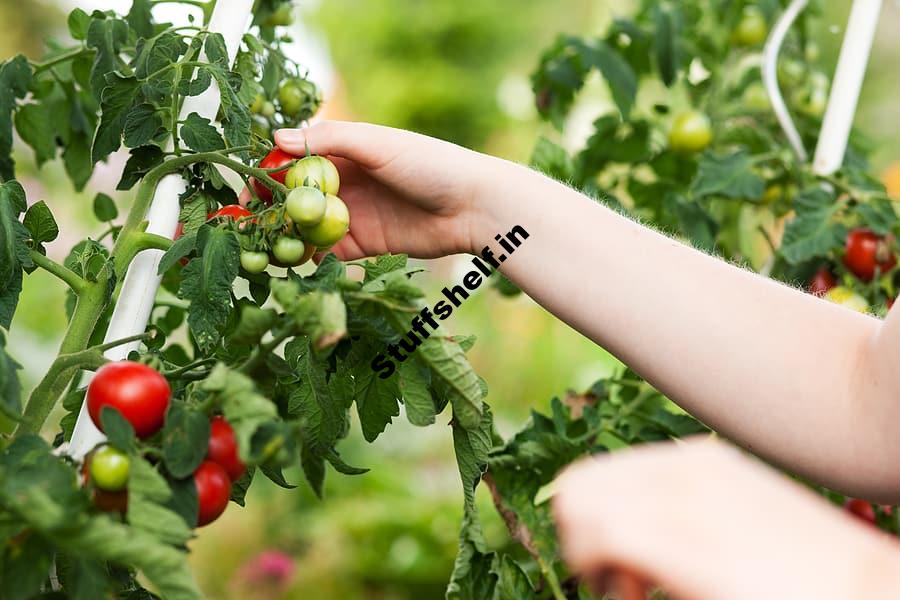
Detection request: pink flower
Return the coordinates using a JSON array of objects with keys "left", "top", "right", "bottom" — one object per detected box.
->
[{"left": 237, "top": 550, "right": 296, "bottom": 586}]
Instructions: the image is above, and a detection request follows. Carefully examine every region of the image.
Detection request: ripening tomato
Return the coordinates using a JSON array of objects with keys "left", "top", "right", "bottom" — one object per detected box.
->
[
  {"left": 195, "top": 460, "right": 232, "bottom": 527},
  {"left": 285, "top": 186, "right": 327, "bottom": 227},
  {"left": 89, "top": 446, "right": 131, "bottom": 492},
  {"left": 209, "top": 205, "right": 254, "bottom": 223},
  {"left": 207, "top": 416, "right": 245, "bottom": 481},
  {"left": 240, "top": 251, "right": 270, "bottom": 274},
  {"left": 808, "top": 268, "right": 837, "bottom": 297},
  {"left": 299, "top": 194, "right": 350, "bottom": 248},
  {"left": 845, "top": 498, "right": 876, "bottom": 525},
  {"left": 732, "top": 7, "right": 768, "bottom": 46},
  {"left": 843, "top": 229, "right": 897, "bottom": 282},
  {"left": 669, "top": 111, "right": 713, "bottom": 154},
  {"left": 249, "top": 93, "right": 266, "bottom": 114},
  {"left": 285, "top": 155, "right": 340, "bottom": 195},
  {"left": 251, "top": 148, "right": 297, "bottom": 203},
  {"left": 87, "top": 362, "right": 170, "bottom": 439}
]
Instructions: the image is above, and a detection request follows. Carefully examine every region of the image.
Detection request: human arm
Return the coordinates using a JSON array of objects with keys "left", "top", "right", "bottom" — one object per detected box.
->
[{"left": 274, "top": 120, "right": 900, "bottom": 501}]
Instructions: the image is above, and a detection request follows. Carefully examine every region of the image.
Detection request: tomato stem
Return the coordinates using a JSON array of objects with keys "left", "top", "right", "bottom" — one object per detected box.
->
[
  {"left": 29, "top": 250, "right": 88, "bottom": 294},
  {"left": 30, "top": 47, "right": 89, "bottom": 74}
]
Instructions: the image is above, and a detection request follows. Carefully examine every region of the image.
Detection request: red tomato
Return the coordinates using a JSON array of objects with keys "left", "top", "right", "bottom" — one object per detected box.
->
[
  {"left": 87, "top": 362, "right": 170, "bottom": 439},
  {"left": 209, "top": 205, "right": 254, "bottom": 222},
  {"left": 251, "top": 148, "right": 296, "bottom": 203},
  {"left": 843, "top": 229, "right": 897, "bottom": 282},
  {"left": 207, "top": 416, "right": 245, "bottom": 481},
  {"left": 845, "top": 498, "right": 876, "bottom": 525},
  {"left": 808, "top": 268, "right": 837, "bottom": 297},
  {"left": 195, "top": 460, "right": 232, "bottom": 527}
]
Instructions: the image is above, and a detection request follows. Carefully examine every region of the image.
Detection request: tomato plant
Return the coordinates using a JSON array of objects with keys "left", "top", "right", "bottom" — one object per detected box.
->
[{"left": 0, "top": 1, "right": 484, "bottom": 597}]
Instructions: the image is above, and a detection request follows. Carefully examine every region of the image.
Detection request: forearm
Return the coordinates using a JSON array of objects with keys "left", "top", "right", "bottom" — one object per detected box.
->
[{"left": 469, "top": 157, "right": 900, "bottom": 499}]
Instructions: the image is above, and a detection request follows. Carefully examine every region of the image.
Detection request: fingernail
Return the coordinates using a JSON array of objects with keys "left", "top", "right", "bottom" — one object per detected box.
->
[{"left": 275, "top": 128, "right": 304, "bottom": 144}]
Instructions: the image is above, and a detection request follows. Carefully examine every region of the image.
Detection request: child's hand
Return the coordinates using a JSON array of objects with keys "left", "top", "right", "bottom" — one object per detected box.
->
[
  {"left": 272, "top": 121, "right": 495, "bottom": 260},
  {"left": 553, "top": 438, "right": 900, "bottom": 600}
]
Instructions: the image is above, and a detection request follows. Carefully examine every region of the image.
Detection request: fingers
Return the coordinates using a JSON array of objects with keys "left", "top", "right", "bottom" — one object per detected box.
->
[{"left": 275, "top": 121, "right": 402, "bottom": 171}]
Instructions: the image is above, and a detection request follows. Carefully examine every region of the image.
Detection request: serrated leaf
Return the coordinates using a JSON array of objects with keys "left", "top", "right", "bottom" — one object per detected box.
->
[
  {"left": 0, "top": 329, "right": 22, "bottom": 420},
  {"left": 399, "top": 359, "right": 436, "bottom": 426},
  {"left": 123, "top": 103, "right": 163, "bottom": 148},
  {"left": 92, "top": 73, "right": 140, "bottom": 164},
  {"left": 0, "top": 56, "right": 33, "bottom": 180},
  {"left": 452, "top": 406, "right": 493, "bottom": 512},
  {"left": 178, "top": 226, "right": 240, "bottom": 352},
  {"left": 420, "top": 336, "right": 484, "bottom": 430},
  {"left": 162, "top": 403, "right": 210, "bottom": 478},
  {"left": 85, "top": 17, "right": 130, "bottom": 103},
  {"left": 351, "top": 350, "right": 401, "bottom": 442},
  {"left": 181, "top": 113, "right": 225, "bottom": 152},
  {"left": 691, "top": 151, "right": 765, "bottom": 200},
  {"left": 581, "top": 40, "right": 637, "bottom": 120},
  {"left": 92, "top": 193, "right": 118, "bottom": 222},
  {"left": 157, "top": 231, "right": 197, "bottom": 274},
  {"left": 23, "top": 200, "right": 59, "bottom": 244},
  {"left": 0, "top": 181, "right": 31, "bottom": 328},
  {"left": 118, "top": 145, "right": 165, "bottom": 191},
  {"left": 100, "top": 406, "right": 136, "bottom": 451},
  {"left": 780, "top": 189, "right": 844, "bottom": 264}
]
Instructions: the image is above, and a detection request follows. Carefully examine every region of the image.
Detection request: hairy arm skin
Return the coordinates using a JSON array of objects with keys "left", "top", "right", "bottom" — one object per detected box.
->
[
  {"left": 470, "top": 155, "right": 900, "bottom": 502},
  {"left": 276, "top": 120, "right": 900, "bottom": 502}
]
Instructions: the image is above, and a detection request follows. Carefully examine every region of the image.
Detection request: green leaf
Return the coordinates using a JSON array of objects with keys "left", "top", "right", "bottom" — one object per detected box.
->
[
  {"left": 14, "top": 102, "right": 58, "bottom": 166},
  {"left": 452, "top": 406, "right": 493, "bottom": 512},
  {"left": 0, "top": 56, "right": 33, "bottom": 180},
  {"left": 85, "top": 17, "right": 130, "bottom": 102},
  {"left": 272, "top": 279, "right": 347, "bottom": 351},
  {"left": 529, "top": 136, "right": 574, "bottom": 182},
  {"left": 162, "top": 403, "right": 210, "bottom": 479},
  {"left": 201, "top": 364, "right": 278, "bottom": 464},
  {"left": 350, "top": 345, "right": 401, "bottom": 442},
  {"left": 668, "top": 192, "right": 718, "bottom": 252},
  {"left": 854, "top": 198, "right": 897, "bottom": 236},
  {"left": 181, "top": 113, "right": 225, "bottom": 152},
  {"left": 134, "top": 31, "right": 188, "bottom": 80},
  {"left": 653, "top": 5, "right": 681, "bottom": 86},
  {"left": 0, "top": 181, "right": 31, "bottom": 328},
  {"left": 92, "top": 193, "right": 118, "bottom": 222},
  {"left": 178, "top": 226, "right": 240, "bottom": 352},
  {"left": 100, "top": 406, "right": 136, "bottom": 451},
  {"left": 23, "top": 200, "right": 59, "bottom": 245},
  {"left": 691, "top": 151, "right": 765, "bottom": 200},
  {"left": 126, "top": 457, "right": 194, "bottom": 546},
  {"left": 0, "top": 330, "right": 22, "bottom": 420},
  {"left": 204, "top": 34, "right": 229, "bottom": 68},
  {"left": 494, "top": 555, "right": 534, "bottom": 599},
  {"left": 117, "top": 145, "right": 165, "bottom": 191},
  {"left": 399, "top": 359, "right": 436, "bottom": 426},
  {"left": 780, "top": 189, "right": 845, "bottom": 264},
  {"left": 158, "top": 230, "right": 197, "bottom": 274},
  {"left": 127, "top": 0, "right": 155, "bottom": 39},
  {"left": 446, "top": 512, "right": 497, "bottom": 600},
  {"left": 92, "top": 73, "right": 140, "bottom": 164},
  {"left": 420, "top": 336, "right": 484, "bottom": 431},
  {"left": 361, "top": 253, "right": 409, "bottom": 283},
  {"left": 67, "top": 8, "right": 92, "bottom": 40},
  {"left": 582, "top": 40, "right": 637, "bottom": 120},
  {"left": 123, "top": 103, "right": 163, "bottom": 148}
]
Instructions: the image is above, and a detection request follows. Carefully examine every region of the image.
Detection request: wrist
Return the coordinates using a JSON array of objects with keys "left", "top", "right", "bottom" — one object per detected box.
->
[{"left": 462, "top": 155, "right": 534, "bottom": 255}]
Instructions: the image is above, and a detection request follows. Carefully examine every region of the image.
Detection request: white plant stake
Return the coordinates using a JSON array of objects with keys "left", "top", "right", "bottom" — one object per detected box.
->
[
  {"left": 764, "top": 0, "right": 883, "bottom": 175},
  {"left": 66, "top": 0, "right": 255, "bottom": 460}
]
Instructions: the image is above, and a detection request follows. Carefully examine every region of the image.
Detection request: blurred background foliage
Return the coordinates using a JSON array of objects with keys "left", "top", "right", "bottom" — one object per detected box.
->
[{"left": 5, "top": 0, "right": 900, "bottom": 597}]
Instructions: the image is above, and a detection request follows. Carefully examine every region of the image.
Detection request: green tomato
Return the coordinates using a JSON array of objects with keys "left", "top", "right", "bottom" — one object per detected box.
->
[
  {"left": 300, "top": 194, "right": 350, "bottom": 248},
  {"left": 824, "top": 286, "right": 869, "bottom": 314},
  {"left": 271, "top": 236, "right": 307, "bottom": 266},
  {"left": 260, "top": 101, "right": 276, "bottom": 118},
  {"left": 264, "top": 4, "right": 294, "bottom": 27},
  {"left": 89, "top": 446, "right": 130, "bottom": 492},
  {"left": 793, "top": 85, "right": 827, "bottom": 117},
  {"left": 732, "top": 7, "right": 768, "bottom": 46},
  {"left": 240, "top": 251, "right": 270, "bottom": 274},
  {"left": 249, "top": 93, "right": 266, "bottom": 114},
  {"left": 278, "top": 79, "right": 320, "bottom": 119},
  {"left": 669, "top": 110, "right": 713, "bottom": 154},
  {"left": 285, "top": 155, "right": 341, "bottom": 195},
  {"left": 743, "top": 83, "right": 770, "bottom": 111},
  {"left": 285, "top": 187, "right": 327, "bottom": 227}
]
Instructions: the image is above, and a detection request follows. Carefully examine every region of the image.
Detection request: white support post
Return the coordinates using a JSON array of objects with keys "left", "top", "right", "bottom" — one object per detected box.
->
[
  {"left": 811, "top": 0, "right": 882, "bottom": 176},
  {"left": 66, "top": 0, "right": 255, "bottom": 460}
]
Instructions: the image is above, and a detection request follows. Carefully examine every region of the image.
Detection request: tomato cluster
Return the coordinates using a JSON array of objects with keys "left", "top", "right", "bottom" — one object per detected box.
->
[
  {"left": 237, "top": 149, "right": 350, "bottom": 274},
  {"left": 249, "top": 76, "right": 322, "bottom": 138},
  {"left": 806, "top": 229, "right": 897, "bottom": 311},
  {"left": 84, "top": 362, "right": 245, "bottom": 527}
]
